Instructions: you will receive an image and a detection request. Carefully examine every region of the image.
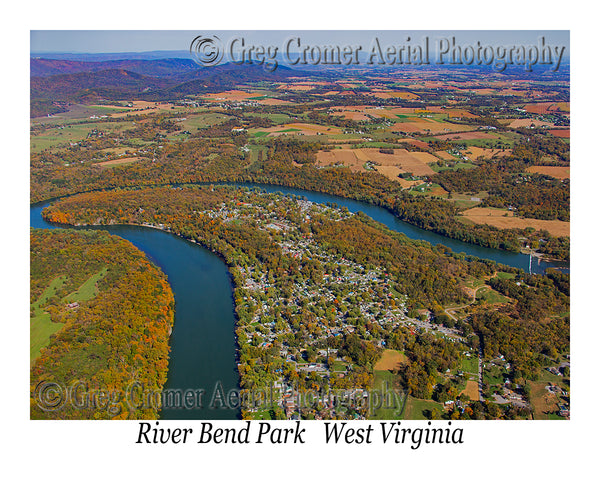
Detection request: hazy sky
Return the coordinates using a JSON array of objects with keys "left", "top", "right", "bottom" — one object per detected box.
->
[{"left": 31, "top": 30, "right": 569, "bottom": 54}]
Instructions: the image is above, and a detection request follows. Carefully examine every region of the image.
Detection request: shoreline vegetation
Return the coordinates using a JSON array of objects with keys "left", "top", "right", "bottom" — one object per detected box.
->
[
  {"left": 30, "top": 144, "right": 569, "bottom": 263},
  {"left": 30, "top": 228, "right": 175, "bottom": 419},
  {"left": 30, "top": 178, "right": 568, "bottom": 265}
]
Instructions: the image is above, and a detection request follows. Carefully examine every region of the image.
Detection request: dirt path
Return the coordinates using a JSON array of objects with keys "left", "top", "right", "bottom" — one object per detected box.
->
[
  {"left": 444, "top": 284, "right": 489, "bottom": 321},
  {"left": 443, "top": 284, "right": 488, "bottom": 402}
]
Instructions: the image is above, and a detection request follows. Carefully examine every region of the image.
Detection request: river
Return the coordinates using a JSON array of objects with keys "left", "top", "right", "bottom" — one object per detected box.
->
[
  {"left": 30, "top": 203, "right": 239, "bottom": 419},
  {"left": 29, "top": 182, "right": 569, "bottom": 419}
]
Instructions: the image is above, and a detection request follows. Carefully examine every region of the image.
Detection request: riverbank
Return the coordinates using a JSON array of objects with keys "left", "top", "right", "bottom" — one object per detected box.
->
[{"left": 30, "top": 177, "right": 570, "bottom": 265}]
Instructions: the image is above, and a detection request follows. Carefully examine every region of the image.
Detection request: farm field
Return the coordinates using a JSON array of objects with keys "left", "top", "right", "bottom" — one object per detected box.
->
[
  {"left": 256, "top": 122, "right": 342, "bottom": 137},
  {"left": 31, "top": 119, "right": 139, "bottom": 152},
  {"left": 109, "top": 101, "right": 182, "bottom": 117},
  {"left": 430, "top": 131, "right": 502, "bottom": 141},
  {"left": 202, "top": 90, "right": 265, "bottom": 102},
  {"left": 462, "top": 146, "right": 513, "bottom": 160},
  {"left": 460, "top": 380, "right": 480, "bottom": 401},
  {"left": 507, "top": 118, "right": 555, "bottom": 129},
  {"left": 459, "top": 207, "right": 570, "bottom": 237},
  {"left": 527, "top": 165, "right": 570, "bottom": 179},
  {"left": 316, "top": 148, "right": 437, "bottom": 177},
  {"left": 524, "top": 102, "right": 570, "bottom": 114},
  {"left": 374, "top": 349, "right": 408, "bottom": 372},
  {"left": 547, "top": 128, "right": 570, "bottom": 138},
  {"left": 95, "top": 157, "right": 142, "bottom": 168},
  {"left": 389, "top": 117, "right": 474, "bottom": 135}
]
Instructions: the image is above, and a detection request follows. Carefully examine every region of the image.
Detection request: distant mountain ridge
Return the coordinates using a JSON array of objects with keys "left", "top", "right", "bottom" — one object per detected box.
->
[
  {"left": 30, "top": 58, "right": 304, "bottom": 105},
  {"left": 30, "top": 58, "right": 200, "bottom": 78},
  {"left": 30, "top": 50, "right": 192, "bottom": 62}
]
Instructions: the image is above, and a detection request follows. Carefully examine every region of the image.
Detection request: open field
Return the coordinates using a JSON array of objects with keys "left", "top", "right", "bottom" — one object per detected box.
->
[
  {"left": 530, "top": 382, "right": 561, "bottom": 419},
  {"left": 31, "top": 269, "right": 108, "bottom": 364},
  {"left": 315, "top": 149, "right": 363, "bottom": 171},
  {"left": 64, "top": 268, "right": 107, "bottom": 303},
  {"left": 426, "top": 106, "right": 479, "bottom": 119},
  {"left": 257, "top": 122, "right": 342, "bottom": 137},
  {"left": 95, "top": 157, "right": 142, "bottom": 168},
  {"left": 31, "top": 119, "right": 139, "bottom": 152},
  {"left": 431, "top": 131, "right": 501, "bottom": 141},
  {"left": 179, "top": 112, "right": 231, "bottom": 131},
  {"left": 31, "top": 311, "right": 64, "bottom": 364},
  {"left": 366, "top": 91, "right": 419, "bottom": 100},
  {"left": 547, "top": 129, "right": 570, "bottom": 138},
  {"left": 430, "top": 162, "right": 476, "bottom": 173},
  {"left": 32, "top": 104, "right": 131, "bottom": 124},
  {"left": 476, "top": 286, "right": 511, "bottom": 305},
  {"left": 331, "top": 111, "right": 371, "bottom": 121},
  {"left": 109, "top": 101, "right": 180, "bottom": 117},
  {"left": 402, "top": 396, "right": 444, "bottom": 420},
  {"left": 527, "top": 165, "right": 570, "bottom": 179},
  {"left": 507, "top": 118, "right": 555, "bottom": 129},
  {"left": 356, "top": 149, "right": 437, "bottom": 176},
  {"left": 374, "top": 165, "right": 405, "bottom": 182},
  {"left": 317, "top": 148, "right": 436, "bottom": 177},
  {"left": 375, "top": 349, "right": 408, "bottom": 372},
  {"left": 435, "top": 151, "right": 457, "bottom": 161},
  {"left": 524, "top": 102, "right": 569, "bottom": 114},
  {"left": 203, "top": 90, "right": 263, "bottom": 102},
  {"left": 370, "top": 370, "right": 405, "bottom": 419},
  {"left": 255, "top": 98, "right": 293, "bottom": 106},
  {"left": 460, "top": 354, "right": 479, "bottom": 375},
  {"left": 459, "top": 207, "right": 570, "bottom": 237},
  {"left": 460, "top": 380, "right": 480, "bottom": 401},
  {"left": 31, "top": 276, "right": 67, "bottom": 363},
  {"left": 462, "top": 147, "right": 512, "bottom": 160},
  {"left": 390, "top": 117, "right": 474, "bottom": 135}
]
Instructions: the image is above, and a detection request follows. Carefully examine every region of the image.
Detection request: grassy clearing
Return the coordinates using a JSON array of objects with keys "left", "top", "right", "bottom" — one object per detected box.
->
[
  {"left": 460, "top": 380, "right": 480, "bottom": 401},
  {"left": 402, "top": 396, "right": 444, "bottom": 420},
  {"left": 429, "top": 162, "right": 477, "bottom": 173},
  {"left": 496, "top": 271, "right": 517, "bottom": 280},
  {"left": 64, "top": 268, "right": 108, "bottom": 303},
  {"left": 483, "top": 364, "right": 506, "bottom": 386},
  {"left": 30, "top": 312, "right": 64, "bottom": 364},
  {"left": 245, "top": 145, "right": 266, "bottom": 164},
  {"left": 31, "top": 121, "right": 138, "bottom": 152},
  {"left": 374, "top": 349, "right": 407, "bottom": 371},
  {"left": 180, "top": 113, "right": 231, "bottom": 131},
  {"left": 529, "top": 381, "right": 561, "bottom": 419},
  {"left": 31, "top": 269, "right": 107, "bottom": 364},
  {"left": 331, "top": 360, "right": 349, "bottom": 373},
  {"left": 462, "top": 276, "right": 486, "bottom": 289},
  {"left": 476, "top": 287, "right": 510, "bottom": 305},
  {"left": 460, "top": 354, "right": 479, "bottom": 375},
  {"left": 30, "top": 276, "right": 67, "bottom": 363},
  {"left": 370, "top": 370, "right": 404, "bottom": 419}
]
